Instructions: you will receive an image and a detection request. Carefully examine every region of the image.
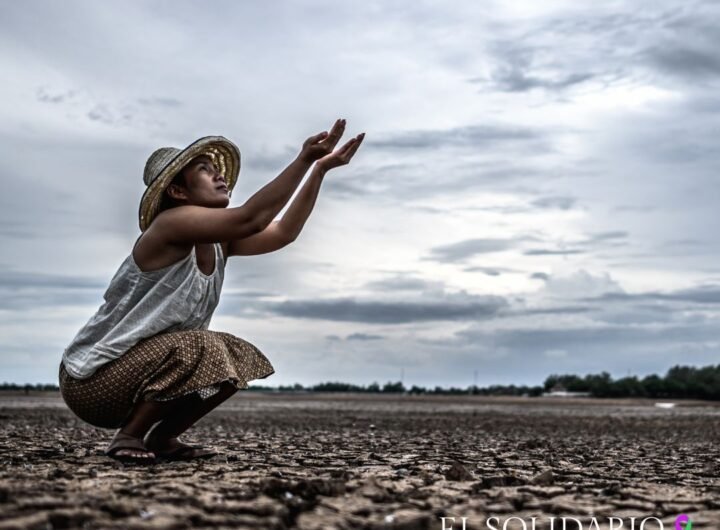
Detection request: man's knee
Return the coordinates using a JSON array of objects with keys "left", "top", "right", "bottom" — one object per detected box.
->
[{"left": 218, "top": 380, "right": 238, "bottom": 397}]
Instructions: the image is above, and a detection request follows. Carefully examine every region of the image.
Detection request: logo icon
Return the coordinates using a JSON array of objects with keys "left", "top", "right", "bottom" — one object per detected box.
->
[{"left": 675, "top": 514, "right": 692, "bottom": 530}]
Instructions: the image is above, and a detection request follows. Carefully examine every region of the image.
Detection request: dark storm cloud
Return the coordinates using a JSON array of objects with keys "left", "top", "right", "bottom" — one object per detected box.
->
[
  {"left": 467, "top": 2, "right": 720, "bottom": 106},
  {"left": 640, "top": 5, "right": 720, "bottom": 82},
  {"left": 366, "top": 124, "right": 543, "bottom": 150},
  {"left": 523, "top": 249, "right": 584, "bottom": 256},
  {"left": 0, "top": 269, "right": 107, "bottom": 311},
  {"left": 454, "top": 320, "right": 720, "bottom": 353},
  {"left": 530, "top": 272, "right": 550, "bottom": 281},
  {"left": 471, "top": 69, "right": 594, "bottom": 93},
  {"left": 463, "top": 265, "right": 523, "bottom": 276},
  {"left": 584, "top": 231, "right": 628, "bottom": 243},
  {"left": 0, "top": 289, "right": 103, "bottom": 311},
  {"left": 346, "top": 332, "right": 385, "bottom": 341},
  {"left": 363, "top": 276, "right": 438, "bottom": 292},
  {"left": 648, "top": 46, "right": 720, "bottom": 80},
  {"left": 570, "top": 231, "right": 629, "bottom": 251},
  {"left": 586, "top": 284, "right": 720, "bottom": 305},
  {"left": 222, "top": 289, "right": 278, "bottom": 299},
  {"left": 504, "top": 306, "right": 593, "bottom": 317},
  {"left": 0, "top": 269, "right": 106, "bottom": 290},
  {"left": 258, "top": 295, "right": 508, "bottom": 324},
  {"left": 530, "top": 196, "right": 577, "bottom": 210},
  {"left": 425, "top": 236, "right": 538, "bottom": 262},
  {"left": 425, "top": 231, "right": 619, "bottom": 264}
]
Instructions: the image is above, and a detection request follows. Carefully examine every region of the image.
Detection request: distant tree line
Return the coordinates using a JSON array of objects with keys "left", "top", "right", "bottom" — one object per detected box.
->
[
  {"left": 0, "top": 383, "right": 61, "bottom": 392},
  {"left": 2, "top": 364, "right": 719, "bottom": 399},
  {"left": 544, "top": 364, "right": 720, "bottom": 400},
  {"left": 268, "top": 381, "right": 546, "bottom": 396}
]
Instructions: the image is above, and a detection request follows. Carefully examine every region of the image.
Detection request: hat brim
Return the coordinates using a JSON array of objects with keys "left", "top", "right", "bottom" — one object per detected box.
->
[{"left": 138, "top": 136, "right": 241, "bottom": 232}]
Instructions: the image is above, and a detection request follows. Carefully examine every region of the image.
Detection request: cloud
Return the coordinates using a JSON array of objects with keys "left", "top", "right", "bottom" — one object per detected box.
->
[
  {"left": 458, "top": 321, "right": 719, "bottom": 354},
  {"left": 472, "top": 69, "right": 594, "bottom": 93},
  {"left": 0, "top": 268, "right": 107, "bottom": 311},
  {"left": 504, "top": 305, "right": 594, "bottom": 317},
  {"left": 530, "top": 196, "right": 577, "bottom": 210},
  {"left": 540, "top": 270, "right": 625, "bottom": 299},
  {"left": 363, "top": 276, "right": 445, "bottom": 292},
  {"left": 523, "top": 248, "right": 584, "bottom": 256},
  {"left": 425, "top": 236, "right": 538, "bottom": 262},
  {"left": 366, "top": 124, "right": 545, "bottom": 150},
  {"left": 583, "top": 231, "right": 628, "bottom": 243},
  {"left": 586, "top": 284, "right": 720, "bottom": 305},
  {"left": 258, "top": 294, "right": 509, "bottom": 324},
  {"left": 346, "top": 332, "right": 385, "bottom": 341},
  {"left": 0, "top": 269, "right": 106, "bottom": 290},
  {"left": 0, "top": 290, "right": 103, "bottom": 311},
  {"left": 463, "top": 265, "right": 523, "bottom": 276}
]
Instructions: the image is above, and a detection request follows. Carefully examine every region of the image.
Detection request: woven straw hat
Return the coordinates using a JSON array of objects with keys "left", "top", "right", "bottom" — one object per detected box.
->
[{"left": 138, "top": 135, "right": 241, "bottom": 232}]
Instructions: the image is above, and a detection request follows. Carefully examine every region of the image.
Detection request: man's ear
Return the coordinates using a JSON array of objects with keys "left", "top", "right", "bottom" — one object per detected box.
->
[{"left": 166, "top": 183, "right": 187, "bottom": 201}]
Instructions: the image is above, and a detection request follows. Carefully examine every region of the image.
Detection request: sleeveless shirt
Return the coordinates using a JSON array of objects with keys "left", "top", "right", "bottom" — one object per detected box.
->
[{"left": 61, "top": 241, "right": 226, "bottom": 380}]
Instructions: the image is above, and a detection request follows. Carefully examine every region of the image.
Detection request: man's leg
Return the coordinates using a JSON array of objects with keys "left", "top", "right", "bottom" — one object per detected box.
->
[
  {"left": 109, "top": 392, "right": 200, "bottom": 459},
  {"left": 144, "top": 381, "right": 238, "bottom": 453}
]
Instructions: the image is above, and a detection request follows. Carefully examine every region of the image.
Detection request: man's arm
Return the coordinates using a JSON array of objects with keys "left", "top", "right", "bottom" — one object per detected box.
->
[
  {"left": 156, "top": 121, "right": 348, "bottom": 247},
  {"left": 224, "top": 123, "right": 364, "bottom": 257},
  {"left": 225, "top": 165, "right": 326, "bottom": 256},
  {"left": 243, "top": 119, "right": 347, "bottom": 228},
  {"left": 156, "top": 155, "right": 311, "bottom": 247},
  {"left": 241, "top": 155, "right": 313, "bottom": 229},
  {"left": 277, "top": 165, "right": 327, "bottom": 242},
  {"left": 276, "top": 130, "right": 364, "bottom": 242}
]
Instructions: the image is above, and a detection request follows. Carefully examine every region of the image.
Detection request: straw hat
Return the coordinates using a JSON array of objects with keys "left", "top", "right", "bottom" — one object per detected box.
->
[{"left": 138, "top": 136, "right": 241, "bottom": 232}]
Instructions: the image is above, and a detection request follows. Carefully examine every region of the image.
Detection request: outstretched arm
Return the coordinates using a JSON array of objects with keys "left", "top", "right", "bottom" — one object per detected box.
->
[
  {"left": 279, "top": 131, "right": 365, "bottom": 241},
  {"left": 277, "top": 165, "right": 327, "bottom": 242},
  {"left": 223, "top": 124, "right": 364, "bottom": 257},
  {"left": 242, "top": 119, "right": 347, "bottom": 228}
]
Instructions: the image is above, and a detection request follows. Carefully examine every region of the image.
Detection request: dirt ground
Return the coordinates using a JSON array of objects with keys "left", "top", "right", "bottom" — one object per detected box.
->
[{"left": 0, "top": 392, "right": 718, "bottom": 529}]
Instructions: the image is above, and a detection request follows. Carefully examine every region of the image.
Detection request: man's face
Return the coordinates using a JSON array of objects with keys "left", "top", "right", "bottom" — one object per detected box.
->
[{"left": 172, "top": 154, "right": 229, "bottom": 208}]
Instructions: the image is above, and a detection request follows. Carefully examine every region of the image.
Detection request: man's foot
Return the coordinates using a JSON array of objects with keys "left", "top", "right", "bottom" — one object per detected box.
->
[
  {"left": 144, "top": 425, "right": 217, "bottom": 461},
  {"left": 105, "top": 430, "right": 156, "bottom": 465}
]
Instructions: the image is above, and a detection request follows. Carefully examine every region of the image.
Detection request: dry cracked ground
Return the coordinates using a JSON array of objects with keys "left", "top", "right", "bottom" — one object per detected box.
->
[{"left": 0, "top": 392, "right": 719, "bottom": 529}]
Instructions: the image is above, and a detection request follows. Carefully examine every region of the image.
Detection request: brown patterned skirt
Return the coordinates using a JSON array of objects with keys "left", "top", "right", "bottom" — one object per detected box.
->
[{"left": 58, "top": 330, "right": 275, "bottom": 429}]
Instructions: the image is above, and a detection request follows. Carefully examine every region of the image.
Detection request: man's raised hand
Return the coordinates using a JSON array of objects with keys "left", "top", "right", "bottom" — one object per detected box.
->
[
  {"left": 315, "top": 132, "right": 365, "bottom": 172},
  {"left": 300, "top": 118, "right": 346, "bottom": 163}
]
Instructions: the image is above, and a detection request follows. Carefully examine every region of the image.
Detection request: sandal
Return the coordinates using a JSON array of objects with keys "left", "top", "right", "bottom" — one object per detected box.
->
[
  {"left": 143, "top": 424, "right": 217, "bottom": 462},
  {"left": 152, "top": 444, "right": 217, "bottom": 462},
  {"left": 105, "top": 431, "right": 157, "bottom": 465}
]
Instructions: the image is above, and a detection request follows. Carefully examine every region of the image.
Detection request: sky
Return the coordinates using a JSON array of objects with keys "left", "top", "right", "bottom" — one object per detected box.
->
[{"left": 1, "top": 0, "right": 719, "bottom": 388}]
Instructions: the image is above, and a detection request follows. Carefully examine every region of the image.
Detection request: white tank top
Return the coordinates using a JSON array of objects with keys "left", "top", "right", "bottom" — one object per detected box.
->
[{"left": 62, "top": 240, "right": 225, "bottom": 379}]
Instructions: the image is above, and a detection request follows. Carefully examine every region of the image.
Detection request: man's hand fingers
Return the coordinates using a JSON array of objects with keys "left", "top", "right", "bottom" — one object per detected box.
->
[
  {"left": 336, "top": 137, "right": 357, "bottom": 154},
  {"left": 344, "top": 134, "right": 365, "bottom": 158},
  {"left": 322, "top": 118, "right": 346, "bottom": 147},
  {"left": 308, "top": 131, "right": 329, "bottom": 144}
]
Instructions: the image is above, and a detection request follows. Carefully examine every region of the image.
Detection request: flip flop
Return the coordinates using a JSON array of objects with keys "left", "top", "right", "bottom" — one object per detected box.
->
[
  {"left": 143, "top": 424, "right": 217, "bottom": 462},
  {"left": 153, "top": 443, "right": 217, "bottom": 462},
  {"left": 105, "top": 431, "right": 157, "bottom": 465}
]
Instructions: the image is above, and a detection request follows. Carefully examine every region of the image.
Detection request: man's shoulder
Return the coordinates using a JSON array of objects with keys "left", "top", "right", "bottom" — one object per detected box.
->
[{"left": 133, "top": 221, "right": 193, "bottom": 273}]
